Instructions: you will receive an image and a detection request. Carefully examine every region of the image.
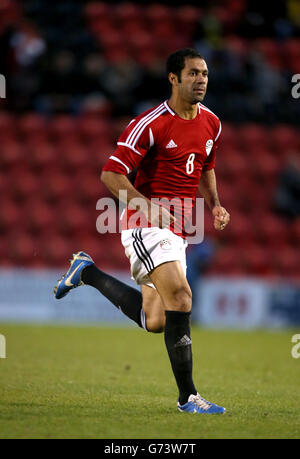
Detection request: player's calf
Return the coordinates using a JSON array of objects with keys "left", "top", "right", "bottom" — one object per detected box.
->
[{"left": 141, "top": 284, "right": 165, "bottom": 333}]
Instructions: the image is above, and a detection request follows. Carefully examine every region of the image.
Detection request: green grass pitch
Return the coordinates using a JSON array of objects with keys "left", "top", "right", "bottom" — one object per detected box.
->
[{"left": 0, "top": 324, "right": 299, "bottom": 439}]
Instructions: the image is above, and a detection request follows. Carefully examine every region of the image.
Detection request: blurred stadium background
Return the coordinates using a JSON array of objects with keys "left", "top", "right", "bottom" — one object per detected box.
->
[{"left": 0, "top": 0, "right": 299, "bottom": 327}]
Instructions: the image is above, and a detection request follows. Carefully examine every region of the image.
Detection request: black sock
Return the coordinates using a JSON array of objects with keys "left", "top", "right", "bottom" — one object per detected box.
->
[
  {"left": 164, "top": 310, "right": 197, "bottom": 405},
  {"left": 82, "top": 265, "right": 145, "bottom": 329}
]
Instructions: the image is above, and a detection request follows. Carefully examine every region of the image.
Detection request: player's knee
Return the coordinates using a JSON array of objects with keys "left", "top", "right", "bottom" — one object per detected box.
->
[{"left": 170, "top": 286, "right": 192, "bottom": 312}]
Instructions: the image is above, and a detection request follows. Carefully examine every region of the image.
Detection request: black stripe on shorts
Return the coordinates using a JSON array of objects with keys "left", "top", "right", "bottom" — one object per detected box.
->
[
  {"left": 136, "top": 228, "right": 154, "bottom": 271},
  {"left": 132, "top": 228, "right": 155, "bottom": 273}
]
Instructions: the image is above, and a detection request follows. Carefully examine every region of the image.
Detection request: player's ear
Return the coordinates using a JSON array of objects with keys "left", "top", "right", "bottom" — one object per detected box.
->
[{"left": 168, "top": 72, "right": 178, "bottom": 86}]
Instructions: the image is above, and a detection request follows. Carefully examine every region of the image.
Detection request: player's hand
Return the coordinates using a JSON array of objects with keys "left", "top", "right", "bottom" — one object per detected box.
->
[
  {"left": 147, "top": 203, "right": 176, "bottom": 229},
  {"left": 212, "top": 205, "right": 230, "bottom": 231}
]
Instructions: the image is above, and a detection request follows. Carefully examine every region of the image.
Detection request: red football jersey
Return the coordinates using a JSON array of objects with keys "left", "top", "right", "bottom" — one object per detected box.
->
[{"left": 102, "top": 100, "right": 222, "bottom": 238}]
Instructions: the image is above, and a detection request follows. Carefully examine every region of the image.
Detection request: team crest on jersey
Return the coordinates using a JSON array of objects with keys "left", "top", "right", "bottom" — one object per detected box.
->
[
  {"left": 159, "top": 239, "right": 172, "bottom": 250},
  {"left": 205, "top": 139, "right": 213, "bottom": 155}
]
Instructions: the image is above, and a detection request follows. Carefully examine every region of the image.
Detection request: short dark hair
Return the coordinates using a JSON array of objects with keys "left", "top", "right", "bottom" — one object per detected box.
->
[{"left": 166, "top": 48, "right": 204, "bottom": 83}]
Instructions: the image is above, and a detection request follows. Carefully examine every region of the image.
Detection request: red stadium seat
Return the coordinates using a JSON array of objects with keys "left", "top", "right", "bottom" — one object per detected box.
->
[
  {"left": 89, "top": 19, "right": 115, "bottom": 39},
  {"left": 95, "top": 232, "right": 129, "bottom": 270},
  {"left": 152, "top": 22, "right": 175, "bottom": 41},
  {"left": 144, "top": 4, "right": 171, "bottom": 23},
  {"left": 84, "top": 140, "right": 114, "bottom": 168},
  {"left": 241, "top": 183, "right": 274, "bottom": 214},
  {"left": 11, "top": 170, "right": 40, "bottom": 202},
  {"left": 254, "top": 213, "right": 289, "bottom": 248},
  {"left": 203, "top": 208, "right": 216, "bottom": 239},
  {"left": 0, "top": 199, "right": 21, "bottom": 232},
  {"left": 57, "top": 204, "right": 91, "bottom": 236},
  {"left": 282, "top": 39, "right": 300, "bottom": 72},
  {"left": 233, "top": 169, "right": 276, "bottom": 207},
  {"left": 80, "top": 98, "right": 113, "bottom": 119},
  {"left": 0, "top": 112, "right": 16, "bottom": 140},
  {"left": 112, "top": 117, "right": 132, "bottom": 139},
  {"left": 215, "top": 180, "right": 240, "bottom": 212},
  {"left": 174, "top": 5, "right": 201, "bottom": 30},
  {"left": 8, "top": 233, "right": 37, "bottom": 265},
  {"left": 41, "top": 172, "right": 72, "bottom": 203},
  {"left": 237, "top": 123, "right": 269, "bottom": 152},
  {"left": 108, "top": 236, "right": 130, "bottom": 269},
  {"left": 273, "top": 246, "right": 300, "bottom": 277},
  {"left": 218, "top": 149, "right": 248, "bottom": 179},
  {"left": 76, "top": 117, "right": 111, "bottom": 144},
  {"left": 290, "top": 218, "right": 300, "bottom": 245},
  {"left": 226, "top": 36, "right": 248, "bottom": 58},
  {"left": 0, "top": 0, "right": 22, "bottom": 27},
  {"left": 24, "top": 200, "right": 56, "bottom": 235},
  {"left": 207, "top": 245, "right": 243, "bottom": 275},
  {"left": 114, "top": 2, "right": 141, "bottom": 23},
  {"left": 0, "top": 140, "right": 25, "bottom": 171},
  {"left": 219, "top": 122, "right": 240, "bottom": 150},
  {"left": 253, "top": 38, "right": 282, "bottom": 69},
  {"left": 125, "top": 28, "right": 153, "bottom": 51},
  {"left": 58, "top": 144, "right": 89, "bottom": 171},
  {"left": 83, "top": 2, "right": 109, "bottom": 22},
  {"left": 240, "top": 243, "right": 273, "bottom": 276},
  {"left": 212, "top": 6, "right": 237, "bottom": 28},
  {"left": 18, "top": 113, "right": 47, "bottom": 139},
  {"left": 135, "top": 49, "right": 158, "bottom": 66},
  {"left": 269, "top": 125, "right": 299, "bottom": 155},
  {"left": 98, "top": 29, "right": 124, "bottom": 49},
  {"left": 103, "top": 48, "right": 131, "bottom": 64},
  {"left": 69, "top": 234, "right": 122, "bottom": 271},
  {"left": 0, "top": 237, "right": 13, "bottom": 266},
  {"left": 282, "top": 38, "right": 300, "bottom": 58},
  {"left": 222, "top": 211, "right": 256, "bottom": 247},
  {"left": 75, "top": 174, "right": 109, "bottom": 204},
  {"left": 49, "top": 116, "right": 77, "bottom": 142},
  {"left": 0, "top": 173, "right": 10, "bottom": 196},
  {"left": 252, "top": 150, "right": 281, "bottom": 180},
  {"left": 26, "top": 142, "right": 57, "bottom": 172},
  {"left": 70, "top": 234, "right": 100, "bottom": 262},
  {"left": 40, "top": 234, "right": 74, "bottom": 267}
]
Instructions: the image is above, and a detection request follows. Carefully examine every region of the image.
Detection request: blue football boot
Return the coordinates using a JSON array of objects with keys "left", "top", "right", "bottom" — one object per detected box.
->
[
  {"left": 54, "top": 251, "right": 94, "bottom": 299},
  {"left": 177, "top": 393, "right": 226, "bottom": 414}
]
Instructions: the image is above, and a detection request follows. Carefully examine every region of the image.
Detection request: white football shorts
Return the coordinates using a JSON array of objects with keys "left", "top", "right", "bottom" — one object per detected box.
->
[{"left": 121, "top": 227, "right": 188, "bottom": 289}]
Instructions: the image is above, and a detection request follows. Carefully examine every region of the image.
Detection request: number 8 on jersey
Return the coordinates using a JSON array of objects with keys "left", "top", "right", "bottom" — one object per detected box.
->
[{"left": 186, "top": 153, "right": 195, "bottom": 175}]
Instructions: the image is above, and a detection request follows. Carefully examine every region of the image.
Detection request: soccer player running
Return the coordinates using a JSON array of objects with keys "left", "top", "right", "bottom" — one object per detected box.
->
[{"left": 54, "top": 49, "right": 230, "bottom": 414}]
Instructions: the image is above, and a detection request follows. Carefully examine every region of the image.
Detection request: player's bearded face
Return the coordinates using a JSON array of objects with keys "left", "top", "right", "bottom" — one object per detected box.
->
[{"left": 179, "top": 58, "right": 208, "bottom": 104}]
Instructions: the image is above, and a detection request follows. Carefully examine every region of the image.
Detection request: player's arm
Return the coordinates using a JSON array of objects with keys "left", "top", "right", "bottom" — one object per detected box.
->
[
  {"left": 198, "top": 169, "right": 230, "bottom": 231},
  {"left": 101, "top": 113, "right": 175, "bottom": 228},
  {"left": 101, "top": 170, "right": 149, "bottom": 207},
  {"left": 101, "top": 170, "right": 174, "bottom": 228},
  {"left": 198, "top": 168, "right": 220, "bottom": 210},
  {"left": 101, "top": 170, "right": 153, "bottom": 220}
]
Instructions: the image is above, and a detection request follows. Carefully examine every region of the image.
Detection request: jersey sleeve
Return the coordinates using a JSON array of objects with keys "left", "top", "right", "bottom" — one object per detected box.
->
[
  {"left": 202, "top": 119, "right": 222, "bottom": 172},
  {"left": 102, "top": 118, "right": 153, "bottom": 175}
]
